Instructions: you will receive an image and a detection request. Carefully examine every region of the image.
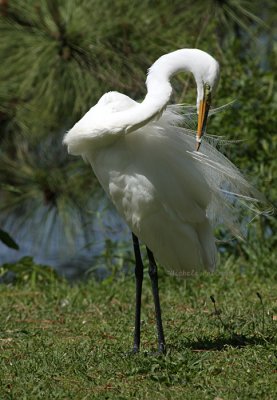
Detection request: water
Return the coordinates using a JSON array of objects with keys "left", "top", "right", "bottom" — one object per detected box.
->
[{"left": 0, "top": 195, "right": 131, "bottom": 279}]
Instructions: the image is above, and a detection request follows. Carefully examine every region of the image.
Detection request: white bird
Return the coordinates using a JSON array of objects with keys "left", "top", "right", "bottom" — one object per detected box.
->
[{"left": 63, "top": 48, "right": 263, "bottom": 353}]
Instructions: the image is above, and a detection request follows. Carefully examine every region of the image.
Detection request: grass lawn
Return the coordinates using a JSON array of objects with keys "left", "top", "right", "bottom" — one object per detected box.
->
[{"left": 0, "top": 255, "right": 276, "bottom": 399}]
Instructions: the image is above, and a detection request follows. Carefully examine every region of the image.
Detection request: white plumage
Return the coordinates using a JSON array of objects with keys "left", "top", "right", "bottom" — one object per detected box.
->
[{"left": 63, "top": 48, "right": 263, "bottom": 274}]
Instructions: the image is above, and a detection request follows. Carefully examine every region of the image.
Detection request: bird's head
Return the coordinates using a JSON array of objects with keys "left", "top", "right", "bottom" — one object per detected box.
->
[{"left": 147, "top": 48, "right": 220, "bottom": 151}]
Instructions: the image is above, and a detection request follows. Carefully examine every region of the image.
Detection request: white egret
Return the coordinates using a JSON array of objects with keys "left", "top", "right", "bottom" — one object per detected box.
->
[{"left": 63, "top": 48, "right": 263, "bottom": 353}]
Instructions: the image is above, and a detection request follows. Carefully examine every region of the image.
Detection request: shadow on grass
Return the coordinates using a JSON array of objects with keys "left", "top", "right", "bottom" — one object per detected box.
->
[{"left": 173, "top": 334, "right": 275, "bottom": 352}]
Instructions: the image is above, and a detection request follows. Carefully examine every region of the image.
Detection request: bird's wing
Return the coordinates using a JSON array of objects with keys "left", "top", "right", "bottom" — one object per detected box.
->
[
  {"left": 102, "top": 145, "right": 216, "bottom": 272},
  {"left": 79, "top": 102, "right": 218, "bottom": 272},
  {"left": 124, "top": 126, "right": 211, "bottom": 226}
]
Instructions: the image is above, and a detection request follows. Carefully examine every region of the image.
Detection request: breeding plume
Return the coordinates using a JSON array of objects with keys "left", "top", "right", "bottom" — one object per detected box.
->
[{"left": 64, "top": 48, "right": 262, "bottom": 353}]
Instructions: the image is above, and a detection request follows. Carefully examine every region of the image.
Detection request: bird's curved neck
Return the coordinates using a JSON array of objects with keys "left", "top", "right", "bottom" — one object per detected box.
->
[
  {"left": 98, "top": 49, "right": 212, "bottom": 136},
  {"left": 144, "top": 49, "right": 202, "bottom": 112}
]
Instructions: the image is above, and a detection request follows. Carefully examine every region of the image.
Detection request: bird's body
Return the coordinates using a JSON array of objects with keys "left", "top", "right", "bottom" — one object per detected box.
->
[
  {"left": 64, "top": 48, "right": 263, "bottom": 352},
  {"left": 78, "top": 94, "right": 217, "bottom": 273}
]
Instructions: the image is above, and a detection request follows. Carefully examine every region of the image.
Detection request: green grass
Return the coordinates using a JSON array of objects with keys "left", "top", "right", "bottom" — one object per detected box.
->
[{"left": 0, "top": 256, "right": 276, "bottom": 399}]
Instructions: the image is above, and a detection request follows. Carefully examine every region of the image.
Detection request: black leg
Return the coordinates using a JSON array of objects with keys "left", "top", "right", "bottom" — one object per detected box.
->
[
  {"left": 147, "top": 247, "right": 166, "bottom": 353},
  {"left": 132, "top": 233, "right": 144, "bottom": 353}
]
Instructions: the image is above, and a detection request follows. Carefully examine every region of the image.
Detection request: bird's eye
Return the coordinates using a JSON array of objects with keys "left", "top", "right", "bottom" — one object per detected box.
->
[
  {"left": 203, "top": 83, "right": 212, "bottom": 104},
  {"left": 204, "top": 83, "right": 211, "bottom": 96}
]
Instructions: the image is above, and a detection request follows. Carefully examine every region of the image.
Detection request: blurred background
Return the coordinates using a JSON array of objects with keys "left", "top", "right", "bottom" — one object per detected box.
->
[{"left": 0, "top": 0, "right": 276, "bottom": 280}]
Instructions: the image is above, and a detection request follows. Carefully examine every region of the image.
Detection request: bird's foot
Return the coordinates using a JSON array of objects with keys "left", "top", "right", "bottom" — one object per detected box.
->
[
  {"left": 125, "top": 346, "right": 140, "bottom": 356},
  {"left": 158, "top": 342, "right": 166, "bottom": 354},
  {"left": 143, "top": 343, "right": 166, "bottom": 357},
  {"left": 125, "top": 343, "right": 166, "bottom": 357}
]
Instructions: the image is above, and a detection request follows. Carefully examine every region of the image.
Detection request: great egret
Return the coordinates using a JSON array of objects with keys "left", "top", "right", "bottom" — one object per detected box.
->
[{"left": 64, "top": 48, "right": 262, "bottom": 353}]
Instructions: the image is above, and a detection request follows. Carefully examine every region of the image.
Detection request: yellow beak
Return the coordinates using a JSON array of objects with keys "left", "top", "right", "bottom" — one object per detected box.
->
[{"left": 196, "top": 92, "right": 211, "bottom": 151}]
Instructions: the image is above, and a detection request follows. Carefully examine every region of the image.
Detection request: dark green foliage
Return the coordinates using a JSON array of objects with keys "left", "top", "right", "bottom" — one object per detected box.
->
[
  {"left": 0, "top": 256, "right": 62, "bottom": 285},
  {"left": 0, "top": 1, "right": 276, "bottom": 258}
]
